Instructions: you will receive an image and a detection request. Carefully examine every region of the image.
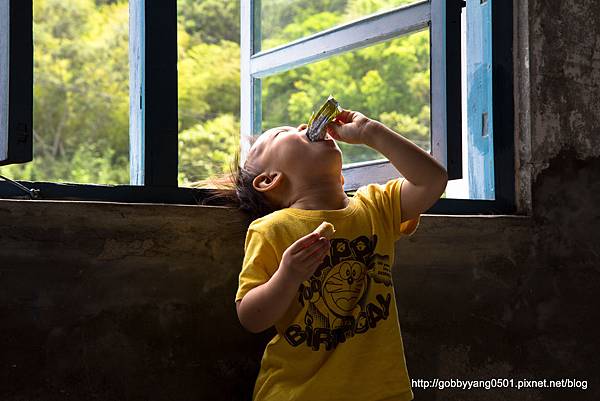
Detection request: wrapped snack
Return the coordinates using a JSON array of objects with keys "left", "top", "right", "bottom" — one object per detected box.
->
[
  {"left": 306, "top": 95, "right": 342, "bottom": 142},
  {"left": 314, "top": 221, "right": 336, "bottom": 240}
]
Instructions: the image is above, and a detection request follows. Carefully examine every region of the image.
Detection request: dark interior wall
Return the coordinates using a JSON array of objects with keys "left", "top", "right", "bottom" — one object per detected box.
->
[
  {"left": 1, "top": 1, "right": 599, "bottom": 401},
  {"left": 1, "top": 202, "right": 265, "bottom": 401}
]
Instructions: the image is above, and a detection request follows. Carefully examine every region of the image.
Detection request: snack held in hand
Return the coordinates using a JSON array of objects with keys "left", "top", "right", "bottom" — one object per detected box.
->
[
  {"left": 306, "top": 95, "right": 342, "bottom": 142},
  {"left": 314, "top": 221, "right": 336, "bottom": 240}
]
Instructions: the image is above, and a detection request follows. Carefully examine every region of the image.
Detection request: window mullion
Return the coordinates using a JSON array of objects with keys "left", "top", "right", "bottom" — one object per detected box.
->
[
  {"left": 240, "top": 0, "right": 252, "bottom": 167},
  {"left": 129, "top": 0, "right": 144, "bottom": 184},
  {"left": 129, "top": 0, "right": 178, "bottom": 187},
  {"left": 490, "top": 0, "right": 515, "bottom": 211},
  {"left": 431, "top": 0, "right": 463, "bottom": 180}
]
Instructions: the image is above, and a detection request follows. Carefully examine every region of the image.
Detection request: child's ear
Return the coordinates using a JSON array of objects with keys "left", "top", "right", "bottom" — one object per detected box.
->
[
  {"left": 340, "top": 174, "right": 345, "bottom": 186},
  {"left": 253, "top": 171, "right": 284, "bottom": 192}
]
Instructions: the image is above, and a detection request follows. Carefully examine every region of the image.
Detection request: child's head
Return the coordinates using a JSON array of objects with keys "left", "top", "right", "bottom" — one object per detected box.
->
[{"left": 193, "top": 123, "right": 344, "bottom": 223}]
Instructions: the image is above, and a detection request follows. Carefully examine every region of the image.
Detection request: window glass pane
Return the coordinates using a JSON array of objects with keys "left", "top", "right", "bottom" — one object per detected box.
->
[
  {"left": 261, "top": 29, "right": 430, "bottom": 166},
  {"left": 258, "top": 0, "right": 423, "bottom": 52},
  {"left": 177, "top": 0, "right": 241, "bottom": 187},
  {"left": 2, "top": 0, "right": 130, "bottom": 184},
  {"left": 445, "top": 1, "right": 495, "bottom": 200}
]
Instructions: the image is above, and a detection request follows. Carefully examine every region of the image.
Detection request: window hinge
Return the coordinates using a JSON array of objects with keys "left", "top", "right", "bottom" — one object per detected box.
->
[{"left": 0, "top": 174, "right": 41, "bottom": 199}]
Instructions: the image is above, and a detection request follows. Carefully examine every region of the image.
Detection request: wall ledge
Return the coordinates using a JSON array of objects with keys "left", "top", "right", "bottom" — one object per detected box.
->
[{"left": 0, "top": 198, "right": 533, "bottom": 218}]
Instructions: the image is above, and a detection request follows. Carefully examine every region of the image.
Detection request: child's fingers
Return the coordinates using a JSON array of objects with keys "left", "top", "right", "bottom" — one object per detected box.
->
[
  {"left": 295, "top": 244, "right": 329, "bottom": 281},
  {"left": 326, "top": 123, "right": 341, "bottom": 140},
  {"left": 289, "top": 232, "right": 320, "bottom": 254},
  {"left": 299, "top": 238, "right": 329, "bottom": 261},
  {"left": 316, "top": 242, "right": 330, "bottom": 258},
  {"left": 334, "top": 109, "right": 352, "bottom": 124},
  {"left": 311, "top": 244, "right": 330, "bottom": 266},
  {"left": 335, "top": 109, "right": 362, "bottom": 125}
]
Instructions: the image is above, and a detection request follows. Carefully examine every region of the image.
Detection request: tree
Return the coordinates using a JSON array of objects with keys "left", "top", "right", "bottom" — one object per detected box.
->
[
  {"left": 178, "top": 114, "right": 240, "bottom": 186},
  {"left": 177, "top": 0, "right": 240, "bottom": 46}
]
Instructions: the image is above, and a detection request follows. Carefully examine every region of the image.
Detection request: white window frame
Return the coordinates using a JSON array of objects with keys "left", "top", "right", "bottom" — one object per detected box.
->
[{"left": 240, "top": 0, "right": 450, "bottom": 191}]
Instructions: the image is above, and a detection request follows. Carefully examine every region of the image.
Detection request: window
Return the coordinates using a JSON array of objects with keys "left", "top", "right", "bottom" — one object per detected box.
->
[
  {"left": 3, "top": 0, "right": 130, "bottom": 184},
  {"left": 241, "top": 0, "right": 515, "bottom": 214},
  {"left": 0, "top": 0, "right": 514, "bottom": 214},
  {"left": 0, "top": 1, "right": 202, "bottom": 203},
  {"left": 243, "top": 0, "right": 434, "bottom": 192}
]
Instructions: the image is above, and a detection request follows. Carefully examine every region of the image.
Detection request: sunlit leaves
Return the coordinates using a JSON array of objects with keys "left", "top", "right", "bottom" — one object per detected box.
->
[{"left": 178, "top": 114, "right": 240, "bottom": 185}]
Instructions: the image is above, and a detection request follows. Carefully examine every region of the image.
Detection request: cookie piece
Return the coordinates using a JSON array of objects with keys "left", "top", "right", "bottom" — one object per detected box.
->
[{"left": 314, "top": 221, "right": 336, "bottom": 240}]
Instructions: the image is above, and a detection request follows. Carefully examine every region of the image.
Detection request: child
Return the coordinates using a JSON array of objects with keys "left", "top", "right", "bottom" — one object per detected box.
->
[{"left": 199, "top": 108, "right": 447, "bottom": 400}]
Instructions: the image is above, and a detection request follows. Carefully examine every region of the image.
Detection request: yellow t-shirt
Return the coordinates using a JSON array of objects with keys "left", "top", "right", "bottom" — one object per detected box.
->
[{"left": 235, "top": 177, "right": 421, "bottom": 401}]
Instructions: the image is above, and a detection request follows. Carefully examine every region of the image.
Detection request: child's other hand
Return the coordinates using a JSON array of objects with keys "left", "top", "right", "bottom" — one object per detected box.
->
[
  {"left": 325, "top": 109, "right": 374, "bottom": 145},
  {"left": 280, "top": 232, "right": 330, "bottom": 285}
]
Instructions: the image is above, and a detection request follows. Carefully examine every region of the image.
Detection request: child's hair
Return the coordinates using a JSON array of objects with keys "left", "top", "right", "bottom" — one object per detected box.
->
[{"left": 190, "top": 134, "right": 277, "bottom": 225}]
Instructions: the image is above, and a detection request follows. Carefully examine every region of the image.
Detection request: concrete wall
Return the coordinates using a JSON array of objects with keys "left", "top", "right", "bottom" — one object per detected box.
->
[{"left": 1, "top": 0, "right": 599, "bottom": 400}]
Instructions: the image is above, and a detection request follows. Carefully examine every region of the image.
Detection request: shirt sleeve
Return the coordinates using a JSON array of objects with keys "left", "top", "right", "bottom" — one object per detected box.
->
[
  {"left": 235, "top": 228, "right": 279, "bottom": 303},
  {"left": 358, "top": 177, "right": 421, "bottom": 240}
]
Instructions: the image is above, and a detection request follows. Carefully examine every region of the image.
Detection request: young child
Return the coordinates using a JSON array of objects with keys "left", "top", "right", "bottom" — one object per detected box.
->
[{"left": 201, "top": 108, "right": 447, "bottom": 401}]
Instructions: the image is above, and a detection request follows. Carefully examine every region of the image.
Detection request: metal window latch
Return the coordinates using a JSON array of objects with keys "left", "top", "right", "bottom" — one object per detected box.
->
[{"left": 0, "top": 174, "right": 41, "bottom": 199}]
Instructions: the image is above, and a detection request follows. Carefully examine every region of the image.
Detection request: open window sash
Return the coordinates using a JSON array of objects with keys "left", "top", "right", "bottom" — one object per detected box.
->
[
  {"left": 0, "top": 0, "right": 33, "bottom": 167},
  {"left": 240, "top": 0, "right": 463, "bottom": 190}
]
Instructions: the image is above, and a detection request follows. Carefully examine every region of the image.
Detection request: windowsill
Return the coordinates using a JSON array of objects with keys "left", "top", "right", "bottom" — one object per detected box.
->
[{"left": 0, "top": 197, "right": 532, "bottom": 220}]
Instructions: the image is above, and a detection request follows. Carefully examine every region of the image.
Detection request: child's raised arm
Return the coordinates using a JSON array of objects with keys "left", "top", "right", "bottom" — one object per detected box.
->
[
  {"left": 328, "top": 109, "right": 448, "bottom": 222},
  {"left": 236, "top": 232, "right": 330, "bottom": 333}
]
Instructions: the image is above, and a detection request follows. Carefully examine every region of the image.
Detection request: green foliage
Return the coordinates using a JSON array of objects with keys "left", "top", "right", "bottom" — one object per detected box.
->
[
  {"left": 260, "top": 0, "right": 419, "bottom": 50},
  {"left": 260, "top": 0, "right": 347, "bottom": 47},
  {"left": 3, "top": 0, "right": 430, "bottom": 186},
  {"left": 263, "top": 12, "right": 343, "bottom": 50},
  {"left": 177, "top": 0, "right": 240, "bottom": 46},
  {"left": 178, "top": 114, "right": 240, "bottom": 186},
  {"left": 178, "top": 39, "right": 240, "bottom": 131}
]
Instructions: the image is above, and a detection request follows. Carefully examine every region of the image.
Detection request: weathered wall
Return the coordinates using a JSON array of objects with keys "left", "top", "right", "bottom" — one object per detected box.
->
[
  {"left": 1, "top": 0, "right": 599, "bottom": 400},
  {"left": 404, "top": 0, "right": 600, "bottom": 399},
  {"left": 0, "top": 203, "right": 262, "bottom": 401},
  {"left": 407, "top": 0, "right": 600, "bottom": 399},
  {"left": 402, "top": 153, "right": 599, "bottom": 401}
]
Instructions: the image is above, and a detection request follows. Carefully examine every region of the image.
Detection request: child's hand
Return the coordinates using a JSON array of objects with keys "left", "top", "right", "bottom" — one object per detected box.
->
[
  {"left": 280, "top": 232, "right": 330, "bottom": 285},
  {"left": 325, "top": 109, "right": 374, "bottom": 145}
]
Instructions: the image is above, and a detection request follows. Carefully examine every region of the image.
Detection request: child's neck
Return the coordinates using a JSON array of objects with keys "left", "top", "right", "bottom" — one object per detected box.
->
[{"left": 287, "top": 188, "right": 350, "bottom": 211}]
